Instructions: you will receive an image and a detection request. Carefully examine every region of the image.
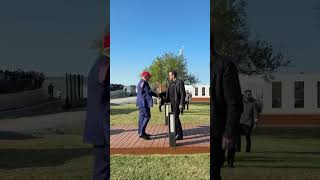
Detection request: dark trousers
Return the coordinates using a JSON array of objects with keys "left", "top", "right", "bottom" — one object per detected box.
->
[
  {"left": 237, "top": 124, "right": 252, "bottom": 152},
  {"left": 227, "top": 145, "right": 236, "bottom": 166},
  {"left": 138, "top": 107, "right": 151, "bottom": 135},
  {"left": 211, "top": 136, "right": 224, "bottom": 180},
  {"left": 184, "top": 101, "right": 189, "bottom": 110},
  {"left": 171, "top": 104, "right": 183, "bottom": 136},
  {"left": 93, "top": 144, "right": 109, "bottom": 180}
]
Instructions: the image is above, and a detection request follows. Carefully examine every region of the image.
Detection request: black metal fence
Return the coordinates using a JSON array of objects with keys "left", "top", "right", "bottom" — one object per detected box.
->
[{"left": 65, "top": 74, "right": 85, "bottom": 108}]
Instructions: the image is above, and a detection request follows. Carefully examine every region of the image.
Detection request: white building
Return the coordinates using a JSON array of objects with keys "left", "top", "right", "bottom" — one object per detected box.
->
[
  {"left": 239, "top": 73, "right": 320, "bottom": 114},
  {"left": 185, "top": 84, "right": 210, "bottom": 101}
]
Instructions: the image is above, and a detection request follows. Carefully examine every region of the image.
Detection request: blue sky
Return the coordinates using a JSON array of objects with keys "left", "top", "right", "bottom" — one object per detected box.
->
[
  {"left": 110, "top": 0, "right": 210, "bottom": 85},
  {"left": 247, "top": 0, "right": 320, "bottom": 73},
  {"left": 0, "top": 0, "right": 106, "bottom": 77}
]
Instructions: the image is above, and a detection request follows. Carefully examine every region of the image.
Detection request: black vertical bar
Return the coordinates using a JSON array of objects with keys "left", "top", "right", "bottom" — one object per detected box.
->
[
  {"left": 65, "top": 73, "right": 68, "bottom": 105},
  {"left": 70, "top": 74, "right": 73, "bottom": 106},
  {"left": 73, "top": 74, "right": 76, "bottom": 105},
  {"left": 78, "top": 74, "right": 81, "bottom": 102},
  {"left": 82, "top": 75, "right": 84, "bottom": 99}
]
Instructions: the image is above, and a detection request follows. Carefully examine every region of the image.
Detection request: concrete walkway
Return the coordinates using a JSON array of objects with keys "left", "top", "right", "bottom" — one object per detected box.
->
[
  {"left": 0, "top": 110, "right": 86, "bottom": 133},
  {"left": 111, "top": 96, "right": 137, "bottom": 105}
]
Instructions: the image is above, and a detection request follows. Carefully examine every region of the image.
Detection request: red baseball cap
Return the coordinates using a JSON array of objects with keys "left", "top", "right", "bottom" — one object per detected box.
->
[
  {"left": 141, "top": 71, "right": 152, "bottom": 77},
  {"left": 103, "top": 35, "right": 110, "bottom": 49}
]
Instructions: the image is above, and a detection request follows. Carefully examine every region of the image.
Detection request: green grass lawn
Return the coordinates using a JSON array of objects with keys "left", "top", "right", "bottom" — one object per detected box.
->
[
  {"left": 0, "top": 102, "right": 319, "bottom": 179},
  {"left": 0, "top": 132, "right": 93, "bottom": 180},
  {"left": 110, "top": 127, "right": 320, "bottom": 180},
  {"left": 111, "top": 154, "right": 210, "bottom": 180},
  {"left": 111, "top": 102, "right": 210, "bottom": 126},
  {"left": 110, "top": 103, "right": 320, "bottom": 180}
]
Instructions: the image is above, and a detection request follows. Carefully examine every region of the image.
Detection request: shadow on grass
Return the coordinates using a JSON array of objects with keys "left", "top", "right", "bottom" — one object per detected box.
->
[
  {"left": 254, "top": 151, "right": 320, "bottom": 155},
  {"left": 0, "top": 131, "right": 40, "bottom": 140},
  {"left": 255, "top": 127, "right": 320, "bottom": 137},
  {"left": 183, "top": 112, "right": 210, "bottom": 116},
  {"left": 110, "top": 108, "right": 137, "bottom": 115},
  {"left": 237, "top": 156, "right": 285, "bottom": 163},
  {"left": 237, "top": 165, "right": 320, "bottom": 169},
  {"left": 0, "top": 148, "right": 91, "bottom": 170}
]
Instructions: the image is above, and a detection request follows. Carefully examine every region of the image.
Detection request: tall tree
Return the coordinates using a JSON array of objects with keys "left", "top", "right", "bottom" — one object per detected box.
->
[
  {"left": 213, "top": 0, "right": 291, "bottom": 75},
  {"left": 145, "top": 53, "right": 200, "bottom": 91}
]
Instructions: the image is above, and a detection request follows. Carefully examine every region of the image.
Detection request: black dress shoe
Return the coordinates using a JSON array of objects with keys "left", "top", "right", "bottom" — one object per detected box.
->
[
  {"left": 175, "top": 135, "right": 183, "bottom": 140},
  {"left": 139, "top": 134, "right": 150, "bottom": 140}
]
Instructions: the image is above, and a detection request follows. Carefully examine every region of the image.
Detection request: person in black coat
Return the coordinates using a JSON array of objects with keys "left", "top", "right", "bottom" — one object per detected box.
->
[
  {"left": 210, "top": 50, "right": 243, "bottom": 179},
  {"left": 166, "top": 70, "right": 186, "bottom": 140}
]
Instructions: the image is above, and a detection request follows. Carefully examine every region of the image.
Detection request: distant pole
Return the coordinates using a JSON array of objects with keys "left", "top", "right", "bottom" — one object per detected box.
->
[
  {"left": 70, "top": 74, "right": 73, "bottom": 106},
  {"left": 78, "top": 74, "right": 81, "bottom": 102},
  {"left": 81, "top": 75, "right": 84, "bottom": 99},
  {"left": 65, "top": 73, "right": 68, "bottom": 105},
  {"left": 73, "top": 74, "right": 76, "bottom": 105}
]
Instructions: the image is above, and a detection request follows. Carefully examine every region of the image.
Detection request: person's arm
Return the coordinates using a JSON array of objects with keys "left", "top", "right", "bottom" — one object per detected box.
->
[
  {"left": 179, "top": 81, "right": 186, "bottom": 109},
  {"left": 222, "top": 61, "right": 243, "bottom": 140},
  {"left": 144, "top": 83, "right": 158, "bottom": 97}
]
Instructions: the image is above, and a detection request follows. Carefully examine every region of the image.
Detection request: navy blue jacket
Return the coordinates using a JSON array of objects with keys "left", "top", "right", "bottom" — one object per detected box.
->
[
  {"left": 83, "top": 56, "right": 109, "bottom": 146},
  {"left": 136, "top": 79, "right": 157, "bottom": 108}
]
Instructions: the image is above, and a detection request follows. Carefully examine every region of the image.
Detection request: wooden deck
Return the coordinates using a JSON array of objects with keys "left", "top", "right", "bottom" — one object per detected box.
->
[{"left": 110, "top": 124, "right": 209, "bottom": 154}]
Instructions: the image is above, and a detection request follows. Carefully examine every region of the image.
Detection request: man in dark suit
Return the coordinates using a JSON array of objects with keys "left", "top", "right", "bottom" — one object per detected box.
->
[
  {"left": 83, "top": 35, "right": 110, "bottom": 180},
  {"left": 136, "top": 71, "right": 158, "bottom": 140},
  {"left": 166, "top": 70, "right": 186, "bottom": 140},
  {"left": 211, "top": 50, "right": 243, "bottom": 179}
]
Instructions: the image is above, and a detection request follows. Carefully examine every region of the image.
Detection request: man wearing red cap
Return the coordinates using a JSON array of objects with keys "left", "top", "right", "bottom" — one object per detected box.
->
[
  {"left": 136, "top": 71, "right": 158, "bottom": 140},
  {"left": 83, "top": 34, "right": 110, "bottom": 180}
]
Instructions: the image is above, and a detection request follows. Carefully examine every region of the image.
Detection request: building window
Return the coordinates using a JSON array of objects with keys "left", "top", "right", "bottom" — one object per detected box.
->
[
  {"left": 318, "top": 82, "right": 320, "bottom": 108},
  {"left": 272, "top": 82, "right": 282, "bottom": 108},
  {"left": 202, "top": 87, "right": 206, "bottom": 96},
  {"left": 294, "top": 81, "right": 304, "bottom": 108},
  {"left": 195, "top": 87, "right": 198, "bottom": 96}
]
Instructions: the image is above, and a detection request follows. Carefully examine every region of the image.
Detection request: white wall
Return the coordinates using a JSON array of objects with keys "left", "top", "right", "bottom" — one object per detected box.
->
[
  {"left": 185, "top": 84, "right": 210, "bottom": 98},
  {"left": 239, "top": 74, "right": 320, "bottom": 114}
]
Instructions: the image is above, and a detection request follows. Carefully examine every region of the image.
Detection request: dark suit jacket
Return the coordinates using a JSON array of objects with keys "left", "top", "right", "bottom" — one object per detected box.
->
[
  {"left": 136, "top": 79, "right": 157, "bottom": 108},
  {"left": 83, "top": 55, "right": 109, "bottom": 146},
  {"left": 211, "top": 53, "right": 243, "bottom": 139},
  {"left": 166, "top": 79, "right": 186, "bottom": 108}
]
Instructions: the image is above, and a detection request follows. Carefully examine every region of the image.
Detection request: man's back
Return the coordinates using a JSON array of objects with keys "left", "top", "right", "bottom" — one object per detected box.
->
[
  {"left": 211, "top": 53, "right": 243, "bottom": 137},
  {"left": 136, "top": 79, "right": 154, "bottom": 108}
]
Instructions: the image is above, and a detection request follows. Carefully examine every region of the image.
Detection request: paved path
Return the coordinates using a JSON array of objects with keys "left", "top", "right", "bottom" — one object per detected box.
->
[
  {"left": 0, "top": 111, "right": 86, "bottom": 133},
  {"left": 111, "top": 97, "right": 137, "bottom": 105}
]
